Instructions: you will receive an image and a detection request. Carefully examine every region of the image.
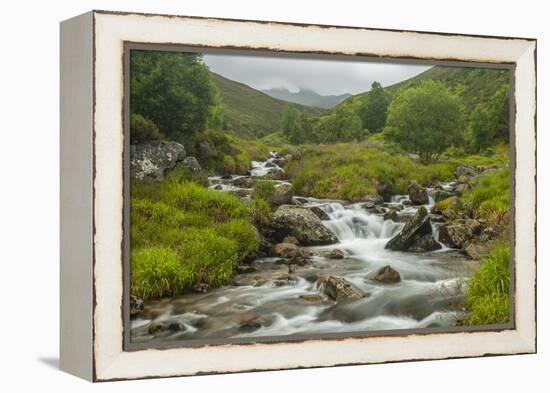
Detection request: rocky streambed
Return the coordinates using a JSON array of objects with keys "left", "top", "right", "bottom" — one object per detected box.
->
[{"left": 130, "top": 149, "right": 494, "bottom": 344}]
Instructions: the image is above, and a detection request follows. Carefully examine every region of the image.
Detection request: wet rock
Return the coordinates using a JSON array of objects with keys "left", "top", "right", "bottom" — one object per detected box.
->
[
  {"left": 455, "top": 165, "right": 477, "bottom": 178},
  {"left": 271, "top": 157, "right": 288, "bottom": 167},
  {"left": 271, "top": 184, "right": 295, "bottom": 206},
  {"left": 130, "top": 295, "right": 144, "bottom": 318},
  {"left": 213, "top": 184, "right": 223, "bottom": 190},
  {"left": 259, "top": 169, "right": 285, "bottom": 180},
  {"left": 168, "top": 322, "right": 186, "bottom": 332},
  {"left": 438, "top": 219, "right": 482, "bottom": 249},
  {"left": 376, "top": 183, "right": 393, "bottom": 202},
  {"left": 402, "top": 199, "right": 413, "bottom": 206},
  {"left": 369, "top": 265, "right": 401, "bottom": 283},
  {"left": 300, "top": 294, "right": 327, "bottom": 303},
  {"left": 282, "top": 235, "right": 299, "bottom": 245},
  {"left": 236, "top": 312, "right": 264, "bottom": 332},
  {"left": 308, "top": 206, "right": 331, "bottom": 220},
  {"left": 429, "top": 213, "right": 446, "bottom": 223},
  {"left": 384, "top": 208, "right": 400, "bottom": 221},
  {"left": 264, "top": 161, "right": 278, "bottom": 168},
  {"left": 292, "top": 196, "right": 310, "bottom": 205},
  {"left": 359, "top": 195, "right": 384, "bottom": 206},
  {"left": 236, "top": 265, "right": 257, "bottom": 274},
  {"left": 232, "top": 176, "right": 254, "bottom": 188},
  {"left": 273, "top": 242, "right": 300, "bottom": 258},
  {"left": 289, "top": 255, "right": 312, "bottom": 266},
  {"left": 192, "top": 283, "right": 209, "bottom": 293},
  {"left": 408, "top": 181, "right": 429, "bottom": 205},
  {"left": 322, "top": 276, "right": 365, "bottom": 301},
  {"left": 130, "top": 141, "right": 186, "bottom": 181},
  {"left": 385, "top": 207, "right": 432, "bottom": 251},
  {"left": 220, "top": 174, "right": 233, "bottom": 180},
  {"left": 148, "top": 322, "right": 166, "bottom": 335},
  {"left": 323, "top": 248, "right": 345, "bottom": 259},
  {"left": 268, "top": 205, "right": 338, "bottom": 246},
  {"left": 434, "top": 189, "right": 454, "bottom": 203},
  {"left": 408, "top": 234, "right": 442, "bottom": 252}
]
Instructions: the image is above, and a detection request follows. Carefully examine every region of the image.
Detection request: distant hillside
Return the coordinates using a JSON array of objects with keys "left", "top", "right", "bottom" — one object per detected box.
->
[
  {"left": 332, "top": 66, "right": 510, "bottom": 117},
  {"left": 212, "top": 73, "right": 325, "bottom": 137},
  {"left": 262, "top": 88, "right": 351, "bottom": 109}
]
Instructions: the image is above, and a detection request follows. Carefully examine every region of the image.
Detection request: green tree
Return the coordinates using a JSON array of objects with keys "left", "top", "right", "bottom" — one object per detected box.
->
[
  {"left": 469, "top": 84, "right": 510, "bottom": 151},
  {"left": 130, "top": 50, "right": 216, "bottom": 144},
  {"left": 281, "top": 105, "right": 303, "bottom": 143},
  {"left": 385, "top": 81, "right": 464, "bottom": 162},
  {"left": 358, "top": 81, "right": 389, "bottom": 132}
]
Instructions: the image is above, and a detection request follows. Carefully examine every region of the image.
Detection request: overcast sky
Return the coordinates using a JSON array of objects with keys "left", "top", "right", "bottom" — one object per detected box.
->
[{"left": 203, "top": 54, "right": 430, "bottom": 96}]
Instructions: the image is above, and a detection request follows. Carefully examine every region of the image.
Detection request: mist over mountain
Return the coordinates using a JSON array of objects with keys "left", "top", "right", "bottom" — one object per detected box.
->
[{"left": 261, "top": 88, "right": 351, "bottom": 109}]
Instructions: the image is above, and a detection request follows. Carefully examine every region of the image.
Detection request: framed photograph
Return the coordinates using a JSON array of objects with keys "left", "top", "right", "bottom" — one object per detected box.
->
[{"left": 60, "top": 10, "right": 537, "bottom": 381}]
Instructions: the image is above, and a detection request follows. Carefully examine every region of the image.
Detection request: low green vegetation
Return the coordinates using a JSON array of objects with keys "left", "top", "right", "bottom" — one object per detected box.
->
[
  {"left": 463, "top": 243, "right": 510, "bottom": 325},
  {"left": 286, "top": 143, "right": 508, "bottom": 202},
  {"left": 462, "top": 167, "right": 510, "bottom": 229},
  {"left": 130, "top": 170, "right": 260, "bottom": 301}
]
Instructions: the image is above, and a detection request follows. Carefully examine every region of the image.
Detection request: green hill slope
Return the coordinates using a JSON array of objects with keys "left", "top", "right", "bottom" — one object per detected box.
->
[
  {"left": 212, "top": 73, "right": 325, "bottom": 138},
  {"left": 331, "top": 65, "right": 510, "bottom": 118}
]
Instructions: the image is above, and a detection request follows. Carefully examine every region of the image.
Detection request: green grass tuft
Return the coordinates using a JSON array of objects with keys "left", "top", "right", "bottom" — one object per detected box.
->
[{"left": 463, "top": 243, "right": 510, "bottom": 325}]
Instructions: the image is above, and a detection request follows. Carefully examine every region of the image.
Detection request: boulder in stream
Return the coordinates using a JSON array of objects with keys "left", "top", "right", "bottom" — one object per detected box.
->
[
  {"left": 408, "top": 234, "right": 442, "bottom": 252},
  {"left": 369, "top": 265, "right": 401, "bottom": 283},
  {"left": 385, "top": 206, "right": 432, "bottom": 251},
  {"left": 232, "top": 176, "right": 254, "bottom": 188},
  {"left": 322, "top": 276, "right": 365, "bottom": 301},
  {"left": 408, "top": 181, "right": 429, "bottom": 205},
  {"left": 308, "top": 205, "right": 331, "bottom": 220},
  {"left": 268, "top": 205, "right": 339, "bottom": 246},
  {"left": 323, "top": 248, "right": 345, "bottom": 259}
]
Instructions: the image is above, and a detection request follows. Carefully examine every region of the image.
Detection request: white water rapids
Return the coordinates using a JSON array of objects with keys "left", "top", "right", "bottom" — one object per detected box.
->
[{"left": 131, "top": 154, "right": 476, "bottom": 343}]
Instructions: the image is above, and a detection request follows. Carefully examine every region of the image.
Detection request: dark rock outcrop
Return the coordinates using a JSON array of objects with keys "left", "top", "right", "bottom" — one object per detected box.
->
[
  {"left": 407, "top": 234, "right": 442, "bottom": 252},
  {"left": 434, "top": 189, "right": 454, "bottom": 203},
  {"left": 322, "top": 276, "right": 365, "bottom": 301},
  {"left": 130, "top": 141, "right": 186, "bottom": 181},
  {"left": 385, "top": 207, "right": 432, "bottom": 251},
  {"left": 438, "top": 219, "right": 482, "bottom": 249},
  {"left": 408, "top": 181, "right": 429, "bottom": 205},
  {"left": 369, "top": 265, "right": 401, "bottom": 283},
  {"left": 376, "top": 183, "right": 393, "bottom": 202},
  {"left": 268, "top": 205, "right": 338, "bottom": 245},
  {"left": 232, "top": 176, "right": 254, "bottom": 188},
  {"left": 308, "top": 206, "right": 331, "bottom": 220}
]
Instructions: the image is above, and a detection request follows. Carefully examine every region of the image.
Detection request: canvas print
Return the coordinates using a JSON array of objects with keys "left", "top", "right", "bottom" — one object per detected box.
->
[{"left": 128, "top": 49, "right": 512, "bottom": 345}]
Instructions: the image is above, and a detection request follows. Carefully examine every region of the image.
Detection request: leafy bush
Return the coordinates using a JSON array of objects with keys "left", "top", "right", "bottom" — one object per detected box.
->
[
  {"left": 130, "top": 113, "right": 162, "bottom": 143},
  {"left": 464, "top": 243, "right": 510, "bottom": 325}
]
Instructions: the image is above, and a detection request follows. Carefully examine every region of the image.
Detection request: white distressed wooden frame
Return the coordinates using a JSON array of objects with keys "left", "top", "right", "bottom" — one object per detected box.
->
[{"left": 60, "top": 10, "right": 536, "bottom": 382}]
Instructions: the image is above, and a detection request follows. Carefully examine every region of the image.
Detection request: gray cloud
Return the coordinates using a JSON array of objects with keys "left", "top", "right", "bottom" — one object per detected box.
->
[{"left": 203, "top": 53, "right": 430, "bottom": 96}]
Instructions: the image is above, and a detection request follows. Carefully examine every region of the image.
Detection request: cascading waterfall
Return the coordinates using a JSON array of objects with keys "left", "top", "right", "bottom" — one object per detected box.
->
[{"left": 131, "top": 155, "right": 474, "bottom": 343}]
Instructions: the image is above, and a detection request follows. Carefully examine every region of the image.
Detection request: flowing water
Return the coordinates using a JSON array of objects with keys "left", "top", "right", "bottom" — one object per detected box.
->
[{"left": 131, "top": 153, "right": 477, "bottom": 344}]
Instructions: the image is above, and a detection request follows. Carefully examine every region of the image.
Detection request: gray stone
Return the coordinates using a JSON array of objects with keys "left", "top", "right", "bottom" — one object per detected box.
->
[
  {"left": 408, "top": 234, "right": 442, "bottom": 252},
  {"left": 268, "top": 205, "right": 338, "bottom": 246},
  {"left": 130, "top": 141, "right": 186, "bottom": 181},
  {"left": 369, "top": 265, "right": 401, "bottom": 283},
  {"left": 322, "top": 276, "right": 365, "bottom": 301},
  {"left": 308, "top": 206, "right": 331, "bottom": 220},
  {"left": 408, "top": 181, "right": 429, "bottom": 205},
  {"left": 385, "top": 207, "right": 432, "bottom": 251},
  {"left": 455, "top": 165, "right": 477, "bottom": 178}
]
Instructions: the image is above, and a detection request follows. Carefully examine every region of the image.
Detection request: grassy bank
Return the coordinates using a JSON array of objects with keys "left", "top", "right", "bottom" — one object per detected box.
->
[
  {"left": 463, "top": 243, "right": 510, "bottom": 325},
  {"left": 286, "top": 142, "right": 508, "bottom": 201},
  {"left": 130, "top": 169, "right": 260, "bottom": 301}
]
